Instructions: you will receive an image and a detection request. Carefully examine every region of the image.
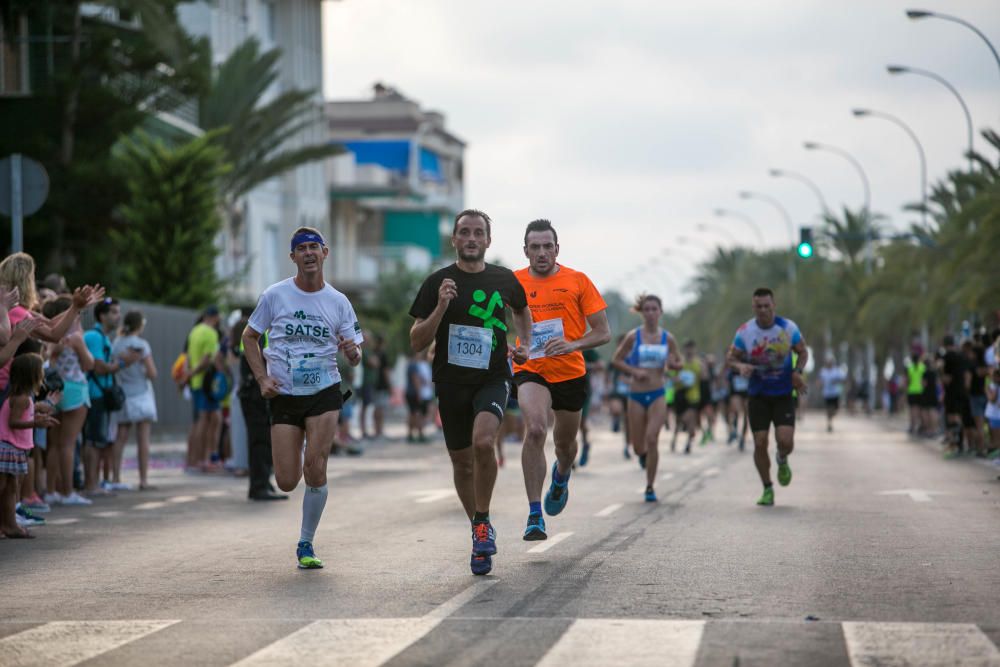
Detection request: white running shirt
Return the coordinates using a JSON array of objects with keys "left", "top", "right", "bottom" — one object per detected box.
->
[{"left": 247, "top": 278, "right": 364, "bottom": 396}]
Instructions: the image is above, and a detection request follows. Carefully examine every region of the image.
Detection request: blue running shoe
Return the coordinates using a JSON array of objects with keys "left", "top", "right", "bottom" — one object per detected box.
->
[
  {"left": 472, "top": 520, "right": 497, "bottom": 556},
  {"left": 644, "top": 487, "right": 657, "bottom": 503},
  {"left": 296, "top": 540, "right": 324, "bottom": 569},
  {"left": 544, "top": 463, "right": 569, "bottom": 516},
  {"left": 470, "top": 552, "right": 493, "bottom": 575},
  {"left": 523, "top": 513, "right": 547, "bottom": 541}
]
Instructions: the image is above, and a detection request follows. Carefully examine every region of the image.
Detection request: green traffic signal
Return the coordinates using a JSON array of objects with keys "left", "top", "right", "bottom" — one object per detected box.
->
[{"left": 797, "top": 226, "right": 814, "bottom": 259}]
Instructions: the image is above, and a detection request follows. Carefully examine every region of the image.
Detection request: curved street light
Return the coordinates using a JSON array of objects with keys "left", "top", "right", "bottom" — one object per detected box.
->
[
  {"left": 695, "top": 222, "right": 733, "bottom": 244},
  {"left": 887, "top": 64, "right": 974, "bottom": 170},
  {"left": 852, "top": 108, "right": 927, "bottom": 227},
  {"left": 712, "top": 208, "right": 766, "bottom": 247},
  {"left": 768, "top": 168, "right": 829, "bottom": 216},
  {"left": 738, "top": 190, "right": 795, "bottom": 284},
  {"left": 803, "top": 141, "right": 871, "bottom": 213},
  {"left": 905, "top": 9, "right": 1000, "bottom": 79}
]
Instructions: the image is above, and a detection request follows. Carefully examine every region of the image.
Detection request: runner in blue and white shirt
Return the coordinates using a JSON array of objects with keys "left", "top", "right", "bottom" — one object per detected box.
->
[
  {"left": 727, "top": 287, "right": 808, "bottom": 507},
  {"left": 242, "top": 226, "right": 364, "bottom": 570}
]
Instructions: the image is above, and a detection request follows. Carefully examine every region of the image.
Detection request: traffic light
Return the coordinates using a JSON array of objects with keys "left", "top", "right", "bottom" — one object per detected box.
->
[{"left": 797, "top": 226, "right": 814, "bottom": 258}]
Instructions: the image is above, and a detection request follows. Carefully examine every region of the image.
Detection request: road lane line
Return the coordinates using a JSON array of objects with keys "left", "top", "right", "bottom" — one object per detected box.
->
[
  {"left": 594, "top": 503, "right": 623, "bottom": 517},
  {"left": 199, "top": 490, "right": 228, "bottom": 498},
  {"left": 132, "top": 501, "right": 167, "bottom": 511},
  {"left": 0, "top": 620, "right": 179, "bottom": 667},
  {"left": 702, "top": 467, "right": 721, "bottom": 477},
  {"left": 93, "top": 511, "right": 122, "bottom": 518},
  {"left": 234, "top": 582, "right": 496, "bottom": 667},
  {"left": 167, "top": 495, "right": 198, "bottom": 504},
  {"left": 843, "top": 622, "right": 1000, "bottom": 667},
  {"left": 527, "top": 532, "right": 573, "bottom": 553},
  {"left": 537, "top": 619, "right": 705, "bottom": 667},
  {"left": 45, "top": 518, "right": 79, "bottom": 525}
]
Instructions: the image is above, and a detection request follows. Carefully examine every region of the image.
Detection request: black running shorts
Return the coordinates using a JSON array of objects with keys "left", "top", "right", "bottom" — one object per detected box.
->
[
  {"left": 269, "top": 383, "right": 343, "bottom": 429},
  {"left": 748, "top": 394, "right": 796, "bottom": 433},
  {"left": 436, "top": 377, "right": 510, "bottom": 451},
  {"left": 513, "top": 371, "right": 588, "bottom": 412}
]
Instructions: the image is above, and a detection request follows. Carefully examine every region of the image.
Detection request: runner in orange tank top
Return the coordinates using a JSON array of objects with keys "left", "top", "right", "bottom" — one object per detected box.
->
[{"left": 512, "top": 219, "right": 610, "bottom": 542}]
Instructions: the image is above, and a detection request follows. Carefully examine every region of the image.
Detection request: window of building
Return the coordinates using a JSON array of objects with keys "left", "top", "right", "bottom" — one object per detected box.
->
[{"left": 0, "top": 13, "right": 29, "bottom": 96}]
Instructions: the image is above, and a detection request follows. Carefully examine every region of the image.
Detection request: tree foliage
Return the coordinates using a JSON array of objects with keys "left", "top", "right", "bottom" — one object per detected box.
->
[{"left": 110, "top": 132, "right": 229, "bottom": 308}]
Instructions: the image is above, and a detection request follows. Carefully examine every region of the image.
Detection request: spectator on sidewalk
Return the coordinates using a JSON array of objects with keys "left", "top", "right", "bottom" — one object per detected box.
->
[
  {"left": 405, "top": 349, "right": 433, "bottom": 443},
  {"left": 360, "top": 333, "right": 391, "bottom": 439},
  {"left": 111, "top": 310, "right": 158, "bottom": 490},
  {"left": 183, "top": 306, "right": 222, "bottom": 472},
  {"left": 83, "top": 298, "right": 140, "bottom": 493}
]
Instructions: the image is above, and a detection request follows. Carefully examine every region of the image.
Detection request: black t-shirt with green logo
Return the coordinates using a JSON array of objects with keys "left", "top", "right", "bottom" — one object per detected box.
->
[{"left": 409, "top": 263, "right": 528, "bottom": 385}]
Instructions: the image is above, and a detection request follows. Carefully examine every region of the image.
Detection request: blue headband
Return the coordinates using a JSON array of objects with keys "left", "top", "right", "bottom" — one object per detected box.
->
[{"left": 291, "top": 232, "right": 325, "bottom": 252}]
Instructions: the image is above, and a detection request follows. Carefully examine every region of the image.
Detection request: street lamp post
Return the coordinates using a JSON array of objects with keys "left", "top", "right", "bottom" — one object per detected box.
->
[
  {"left": 768, "top": 168, "right": 829, "bottom": 216},
  {"left": 695, "top": 222, "right": 734, "bottom": 245},
  {"left": 738, "top": 190, "right": 796, "bottom": 284},
  {"left": 852, "top": 108, "right": 927, "bottom": 227},
  {"left": 713, "top": 208, "right": 766, "bottom": 248},
  {"left": 887, "top": 64, "right": 975, "bottom": 170},
  {"left": 905, "top": 9, "right": 1000, "bottom": 79},
  {"left": 803, "top": 141, "right": 871, "bottom": 214}
]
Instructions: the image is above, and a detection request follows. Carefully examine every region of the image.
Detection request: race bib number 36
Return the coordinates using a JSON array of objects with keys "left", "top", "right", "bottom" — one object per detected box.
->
[
  {"left": 529, "top": 318, "right": 565, "bottom": 360},
  {"left": 448, "top": 324, "right": 492, "bottom": 369}
]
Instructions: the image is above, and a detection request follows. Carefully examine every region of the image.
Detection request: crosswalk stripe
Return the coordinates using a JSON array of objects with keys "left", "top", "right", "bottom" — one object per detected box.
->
[
  {"left": 527, "top": 532, "right": 573, "bottom": 553},
  {"left": 233, "top": 581, "right": 496, "bottom": 667},
  {"left": 537, "top": 619, "right": 705, "bottom": 667},
  {"left": 843, "top": 622, "right": 1000, "bottom": 667},
  {"left": 231, "top": 618, "right": 438, "bottom": 667},
  {"left": 0, "top": 620, "right": 179, "bottom": 667},
  {"left": 594, "top": 503, "right": 623, "bottom": 517}
]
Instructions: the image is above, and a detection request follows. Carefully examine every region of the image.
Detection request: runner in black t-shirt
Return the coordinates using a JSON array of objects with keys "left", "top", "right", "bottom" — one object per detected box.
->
[{"left": 409, "top": 209, "right": 532, "bottom": 576}]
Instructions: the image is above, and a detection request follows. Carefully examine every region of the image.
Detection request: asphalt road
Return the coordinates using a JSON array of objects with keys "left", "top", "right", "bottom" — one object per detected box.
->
[{"left": 2, "top": 413, "right": 998, "bottom": 666}]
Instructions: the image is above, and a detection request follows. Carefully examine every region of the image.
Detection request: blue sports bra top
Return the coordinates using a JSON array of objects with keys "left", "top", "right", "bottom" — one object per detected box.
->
[{"left": 626, "top": 328, "right": 669, "bottom": 369}]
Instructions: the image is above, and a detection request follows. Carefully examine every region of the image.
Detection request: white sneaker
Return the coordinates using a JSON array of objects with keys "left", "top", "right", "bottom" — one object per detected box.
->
[
  {"left": 43, "top": 492, "right": 64, "bottom": 505},
  {"left": 61, "top": 492, "right": 93, "bottom": 506}
]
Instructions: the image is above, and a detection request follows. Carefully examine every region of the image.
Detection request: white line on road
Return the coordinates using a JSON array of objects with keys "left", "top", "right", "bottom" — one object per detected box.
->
[
  {"left": 233, "top": 581, "right": 497, "bottom": 667},
  {"left": 132, "top": 501, "right": 167, "bottom": 511},
  {"left": 45, "top": 518, "right": 79, "bottom": 525},
  {"left": 93, "top": 511, "right": 122, "bottom": 518},
  {"left": 537, "top": 619, "right": 705, "bottom": 667},
  {"left": 167, "top": 495, "right": 198, "bottom": 504},
  {"left": 527, "top": 532, "right": 573, "bottom": 553},
  {"left": 877, "top": 489, "right": 945, "bottom": 503},
  {"left": 0, "top": 620, "right": 179, "bottom": 667},
  {"left": 702, "top": 467, "right": 721, "bottom": 477},
  {"left": 661, "top": 472, "right": 675, "bottom": 481},
  {"left": 408, "top": 489, "right": 455, "bottom": 504},
  {"left": 199, "top": 490, "right": 229, "bottom": 498},
  {"left": 843, "top": 622, "right": 1000, "bottom": 667},
  {"left": 594, "top": 503, "right": 623, "bottom": 517}
]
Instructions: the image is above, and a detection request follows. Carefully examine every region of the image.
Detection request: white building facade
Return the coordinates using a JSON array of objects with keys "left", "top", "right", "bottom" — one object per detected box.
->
[{"left": 178, "top": 0, "right": 328, "bottom": 303}]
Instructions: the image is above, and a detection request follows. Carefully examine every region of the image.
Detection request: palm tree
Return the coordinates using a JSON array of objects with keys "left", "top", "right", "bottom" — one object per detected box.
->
[{"left": 198, "top": 37, "right": 343, "bottom": 259}]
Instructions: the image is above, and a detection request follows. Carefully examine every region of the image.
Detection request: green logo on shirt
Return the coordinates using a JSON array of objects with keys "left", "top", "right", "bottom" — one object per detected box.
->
[{"left": 469, "top": 289, "right": 506, "bottom": 350}]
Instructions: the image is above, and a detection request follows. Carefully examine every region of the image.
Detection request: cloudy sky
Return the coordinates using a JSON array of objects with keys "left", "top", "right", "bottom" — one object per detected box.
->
[{"left": 322, "top": 1, "right": 998, "bottom": 310}]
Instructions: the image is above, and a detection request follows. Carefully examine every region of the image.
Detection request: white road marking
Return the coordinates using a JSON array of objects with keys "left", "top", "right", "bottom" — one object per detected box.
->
[
  {"left": 45, "top": 518, "right": 79, "bottom": 525},
  {"left": 843, "top": 622, "right": 1000, "bottom": 667},
  {"left": 408, "top": 489, "right": 455, "bottom": 504},
  {"left": 234, "top": 582, "right": 497, "bottom": 667},
  {"left": 538, "top": 619, "right": 705, "bottom": 667},
  {"left": 199, "top": 490, "right": 229, "bottom": 498},
  {"left": 594, "top": 503, "right": 623, "bottom": 517},
  {"left": 527, "top": 532, "right": 573, "bottom": 553},
  {"left": 661, "top": 472, "right": 675, "bottom": 480},
  {"left": 167, "top": 495, "right": 198, "bottom": 504},
  {"left": 877, "top": 489, "right": 945, "bottom": 503},
  {"left": 93, "top": 511, "right": 122, "bottom": 518},
  {"left": 132, "top": 501, "right": 167, "bottom": 511},
  {"left": 702, "top": 467, "right": 721, "bottom": 477},
  {"left": 0, "top": 620, "right": 179, "bottom": 667}
]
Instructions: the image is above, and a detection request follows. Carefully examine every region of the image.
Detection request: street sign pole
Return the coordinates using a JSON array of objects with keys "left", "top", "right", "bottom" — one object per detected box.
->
[{"left": 11, "top": 153, "right": 23, "bottom": 253}]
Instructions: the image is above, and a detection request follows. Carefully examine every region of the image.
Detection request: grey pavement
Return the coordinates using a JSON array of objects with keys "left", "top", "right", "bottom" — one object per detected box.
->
[{"left": 1, "top": 413, "right": 999, "bottom": 666}]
